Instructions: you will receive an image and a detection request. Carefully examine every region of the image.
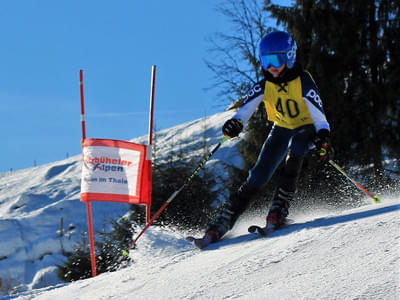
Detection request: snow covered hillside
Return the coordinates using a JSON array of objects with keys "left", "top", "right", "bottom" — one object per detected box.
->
[
  {"left": 1, "top": 107, "right": 399, "bottom": 299},
  {"left": 5, "top": 198, "right": 399, "bottom": 300},
  {"left": 0, "top": 110, "right": 237, "bottom": 295}
]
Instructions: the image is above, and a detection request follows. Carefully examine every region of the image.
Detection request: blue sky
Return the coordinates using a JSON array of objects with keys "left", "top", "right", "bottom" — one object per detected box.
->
[{"left": 0, "top": 1, "right": 288, "bottom": 172}]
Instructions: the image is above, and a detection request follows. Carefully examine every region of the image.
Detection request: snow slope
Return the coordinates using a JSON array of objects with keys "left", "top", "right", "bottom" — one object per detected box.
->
[
  {"left": 1, "top": 107, "right": 399, "bottom": 299},
  {"left": 0, "top": 110, "right": 237, "bottom": 294},
  {"left": 5, "top": 198, "right": 399, "bottom": 300}
]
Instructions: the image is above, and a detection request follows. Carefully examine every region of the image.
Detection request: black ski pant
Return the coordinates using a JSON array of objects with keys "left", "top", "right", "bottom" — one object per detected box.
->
[{"left": 246, "top": 124, "right": 315, "bottom": 191}]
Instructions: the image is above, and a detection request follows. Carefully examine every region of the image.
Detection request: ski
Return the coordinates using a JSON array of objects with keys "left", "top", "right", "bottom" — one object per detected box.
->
[
  {"left": 187, "top": 220, "right": 294, "bottom": 249},
  {"left": 248, "top": 219, "right": 294, "bottom": 236},
  {"left": 248, "top": 225, "right": 270, "bottom": 236},
  {"left": 186, "top": 235, "right": 213, "bottom": 250}
]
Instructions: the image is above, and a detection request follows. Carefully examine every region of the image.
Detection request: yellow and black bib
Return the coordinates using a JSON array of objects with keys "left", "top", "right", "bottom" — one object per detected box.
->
[
  {"left": 263, "top": 76, "right": 313, "bottom": 129},
  {"left": 233, "top": 65, "right": 330, "bottom": 133}
]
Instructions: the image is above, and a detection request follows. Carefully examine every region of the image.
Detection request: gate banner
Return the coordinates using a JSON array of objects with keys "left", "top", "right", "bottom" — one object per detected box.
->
[{"left": 80, "top": 138, "right": 151, "bottom": 205}]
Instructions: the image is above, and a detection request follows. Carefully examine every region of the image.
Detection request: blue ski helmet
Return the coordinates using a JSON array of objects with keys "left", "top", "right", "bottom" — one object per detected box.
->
[{"left": 259, "top": 31, "right": 297, "bottom": 69}]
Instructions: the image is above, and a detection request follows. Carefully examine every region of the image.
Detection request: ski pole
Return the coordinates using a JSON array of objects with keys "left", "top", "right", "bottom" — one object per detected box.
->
[
  {"left": 122, "top": 136, "right": 230, "bottom": 254},
  {"left": 328, "top": 160, "right": 381, "bottom": 203}
]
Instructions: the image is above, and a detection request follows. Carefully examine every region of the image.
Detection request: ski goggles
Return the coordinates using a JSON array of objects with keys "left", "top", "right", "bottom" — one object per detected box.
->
[{"left": 260, "top": 53, "right": 288, "bottom": 69}]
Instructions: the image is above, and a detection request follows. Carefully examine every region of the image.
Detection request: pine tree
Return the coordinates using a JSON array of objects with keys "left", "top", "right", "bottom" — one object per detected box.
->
[
  {"left": 130, "top": 124, "right": 221, "bottom": 230},
  {"left": 57, "top": 234, "right": 92, "bottom": 282},
  {"left": 95, "top": 217, "right": 134, "bottom": 273},
  {"left": 57, "top": 217, "right": 134, "bottom": 282},
  {"left": 150, "top": 142, "right": 219, "bottom": 230}
]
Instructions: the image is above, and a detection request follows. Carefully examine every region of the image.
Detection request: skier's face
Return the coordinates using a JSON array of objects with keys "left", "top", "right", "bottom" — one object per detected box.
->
[{"left": 267, "top": 63, "right": 286, "bottom": 78}]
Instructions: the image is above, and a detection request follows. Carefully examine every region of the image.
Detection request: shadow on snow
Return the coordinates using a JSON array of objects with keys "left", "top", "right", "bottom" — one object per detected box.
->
[{"left": 203, "top": 203, "right": 400, "bottom": 250}]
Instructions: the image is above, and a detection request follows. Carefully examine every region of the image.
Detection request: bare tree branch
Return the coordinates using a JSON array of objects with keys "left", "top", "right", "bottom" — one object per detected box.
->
[{"left": 205, "top": 0, "right": 274, "bottom": 105}]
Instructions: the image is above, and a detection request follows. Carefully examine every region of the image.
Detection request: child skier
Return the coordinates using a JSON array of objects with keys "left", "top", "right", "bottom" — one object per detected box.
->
[{"left": 194, "top": 31, "right": 334, "bottom": 249}]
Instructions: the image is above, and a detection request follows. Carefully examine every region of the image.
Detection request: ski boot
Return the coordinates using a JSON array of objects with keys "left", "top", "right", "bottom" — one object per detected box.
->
[
  {"left": 266, "top": 187, "right": 294, "bottom": 229},
  {"left": 191, "top": 183, "right": 256, "bottom": 249},
  {"left": 187, "top": 201, "right": 236, "bottom": 249},
  {"left": 186, "top": 230, "right": 217, "bottom": 249}
]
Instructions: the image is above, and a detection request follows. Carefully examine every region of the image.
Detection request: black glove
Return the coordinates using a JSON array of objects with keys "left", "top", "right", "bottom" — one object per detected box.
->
[
  {"left": 222, "top": 118, "right": 243, "bottom": 138},
  {"left": 314, "top": 129, "right": 334, "bottom": 162}
]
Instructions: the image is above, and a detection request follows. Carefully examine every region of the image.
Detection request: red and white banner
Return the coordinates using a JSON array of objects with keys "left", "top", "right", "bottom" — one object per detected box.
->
[{"left": 80, "top": 138, "right": 151, "bottom": 205}]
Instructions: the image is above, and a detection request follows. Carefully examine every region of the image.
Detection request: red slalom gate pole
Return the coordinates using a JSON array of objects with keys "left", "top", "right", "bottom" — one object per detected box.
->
[
  {"left": 80, "top": 70, "right": 87, "bottom": 140},
  {"left": 80, "top": 69, "right": 97, "bottom": 277},
  {"left": 148, "top": 65, "right": 156, "bottom": 146},
  {"left": 85, "top": 201, "right": 97, "bottom": 277},
  {"left": 145, "top": 65, "right": 156, "bottom": 224}
]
